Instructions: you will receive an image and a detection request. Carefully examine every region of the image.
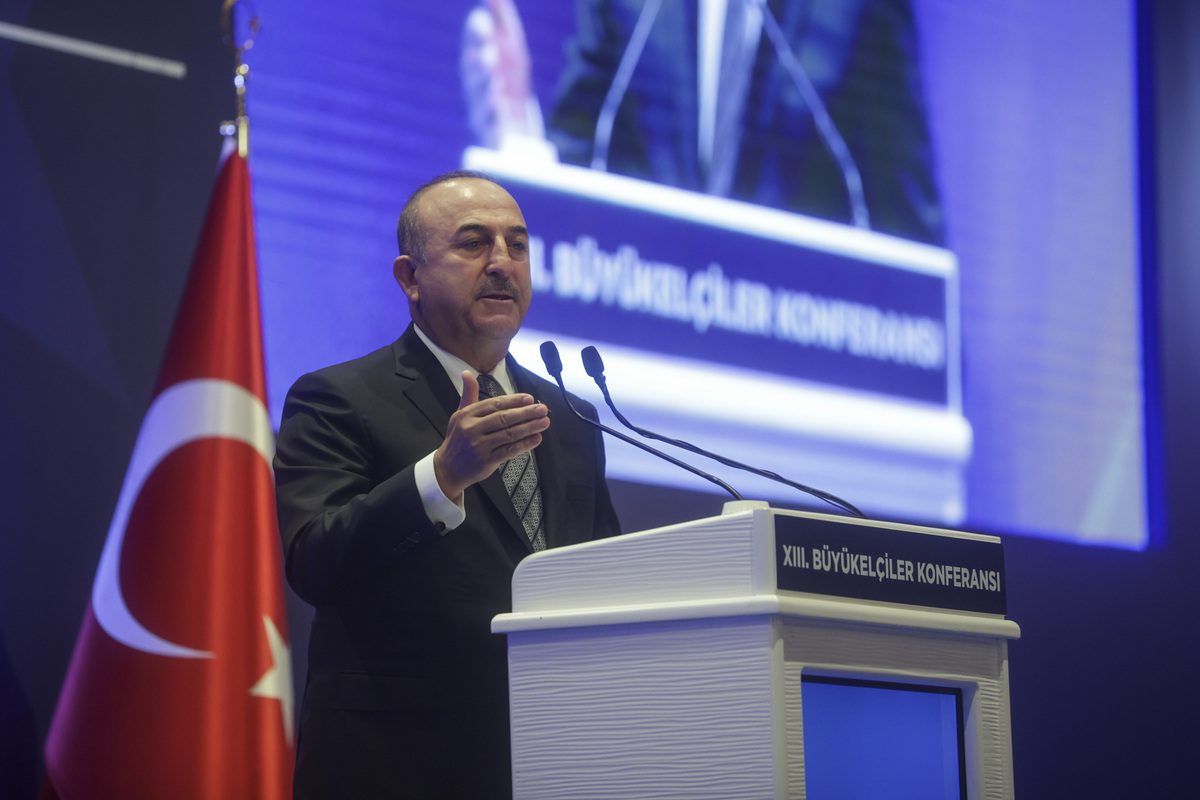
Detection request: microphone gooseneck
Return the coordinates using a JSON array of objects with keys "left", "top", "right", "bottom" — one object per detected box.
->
[
  {"left": 540, "top": 341, "right": 743, "bottom": 501},
  {"left": 591, "top": 0, "right": 664, "bottom": 171},
  {"left": 581, "top": 345, "right": 865, "bottom": 519},
  {"left": 753, "top": 0, "right": 870, "bottom": 231}
]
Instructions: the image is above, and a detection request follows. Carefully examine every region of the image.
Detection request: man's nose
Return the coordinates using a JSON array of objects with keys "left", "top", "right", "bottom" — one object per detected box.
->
[{"left": 485, "top": 237, "right": 517, "bottom": 271}]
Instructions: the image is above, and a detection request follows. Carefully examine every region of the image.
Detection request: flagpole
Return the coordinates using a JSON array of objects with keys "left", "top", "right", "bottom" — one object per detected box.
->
[{"left": 221, "top": 0, "right": 260, "bottom": 156}]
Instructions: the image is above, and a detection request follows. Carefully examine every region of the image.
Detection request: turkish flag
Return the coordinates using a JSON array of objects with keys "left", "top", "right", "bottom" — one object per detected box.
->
[{"left": 43, "top": 145, "right": 294, "bottom": 799}]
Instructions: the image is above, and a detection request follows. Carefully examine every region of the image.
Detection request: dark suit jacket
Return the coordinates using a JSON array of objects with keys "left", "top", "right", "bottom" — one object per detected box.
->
[
  {"left": 274, "top": 325, "right": 621, "bottom": 799},
  {"left": 548, "top": 0, "right": 944, "bottom": 244}
]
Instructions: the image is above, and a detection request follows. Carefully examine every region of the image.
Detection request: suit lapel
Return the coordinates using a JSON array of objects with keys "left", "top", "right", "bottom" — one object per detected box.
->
[
  {"left": 392, "top": 333, "right": 454, "bottom": 436},
  {"left": 392, "top": 326, "right": 532, "bottom": 551}
]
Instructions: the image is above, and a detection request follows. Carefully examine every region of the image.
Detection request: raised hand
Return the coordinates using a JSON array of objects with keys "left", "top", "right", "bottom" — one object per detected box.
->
[{"left": 433, "top": 370, "right": 550, "bottom": 501}]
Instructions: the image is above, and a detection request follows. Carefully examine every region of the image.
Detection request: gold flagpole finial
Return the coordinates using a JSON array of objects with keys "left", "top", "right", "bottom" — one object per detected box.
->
[{"left": 220, "top": 0, "right": 261, "bottom": 157}]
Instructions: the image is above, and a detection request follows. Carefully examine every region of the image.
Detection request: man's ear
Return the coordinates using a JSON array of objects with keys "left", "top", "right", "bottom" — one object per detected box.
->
[{"left": 393, "top": 255, "right": 419, "bottom": 303}]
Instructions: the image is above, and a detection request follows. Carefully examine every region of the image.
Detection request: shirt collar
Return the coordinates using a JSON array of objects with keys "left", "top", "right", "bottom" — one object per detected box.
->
[{"left": 411, "top": 323, "right": 515, "bottom": 396}]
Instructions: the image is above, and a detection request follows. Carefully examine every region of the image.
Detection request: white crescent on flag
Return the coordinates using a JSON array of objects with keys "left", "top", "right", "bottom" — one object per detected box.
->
[{"left": 91, "top": 378, "right": 275, "bottom": 658}]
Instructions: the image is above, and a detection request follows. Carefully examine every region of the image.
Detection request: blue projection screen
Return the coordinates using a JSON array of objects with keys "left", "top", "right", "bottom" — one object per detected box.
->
[{"left": 250, "top": 0, "right": 1147, "bottom": 548}]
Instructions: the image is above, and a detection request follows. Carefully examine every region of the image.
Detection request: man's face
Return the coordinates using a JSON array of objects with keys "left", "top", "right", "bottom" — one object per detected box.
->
[{"left": 397, "top": 178, "right": 532, "bottom": 367}]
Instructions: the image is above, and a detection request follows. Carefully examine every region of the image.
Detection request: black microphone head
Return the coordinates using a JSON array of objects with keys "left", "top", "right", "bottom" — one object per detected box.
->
[
  {"left": 540, "top": 341, "right": 564, "bottom": 378},
  {"left": 581, "top": 346, "right": 606, "bottom": 380}
]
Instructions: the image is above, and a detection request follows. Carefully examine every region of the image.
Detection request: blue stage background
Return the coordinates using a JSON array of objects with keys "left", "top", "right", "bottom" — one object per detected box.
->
[{"left": 1, "top": 1, "right": 1197, "bottom": 796}]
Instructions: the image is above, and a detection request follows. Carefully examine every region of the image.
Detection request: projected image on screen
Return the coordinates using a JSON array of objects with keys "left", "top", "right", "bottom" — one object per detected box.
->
[
  {"left": 464, "top": 0, "right": 944, "bottom": 244},
  {"left": 250, "top": 0, "right": 1147, "bottom": 547},
  {"left": 801, "top": 676, "right": 966, "bottom": 799}
]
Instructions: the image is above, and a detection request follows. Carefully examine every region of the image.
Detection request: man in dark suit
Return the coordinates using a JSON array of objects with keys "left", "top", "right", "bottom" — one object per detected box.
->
[{"left": 274, "top": 171, "right": 621, "bottom": 798}]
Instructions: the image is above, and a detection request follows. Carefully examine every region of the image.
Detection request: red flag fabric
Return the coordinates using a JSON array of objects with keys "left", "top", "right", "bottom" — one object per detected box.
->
[{"left": 44, "top": 146, "right": 294, "bottom": 799}]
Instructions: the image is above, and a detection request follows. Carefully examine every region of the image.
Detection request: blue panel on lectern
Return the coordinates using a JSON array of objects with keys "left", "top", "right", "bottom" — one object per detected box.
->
[{"left": 802, "top": 677, "right": 965, "bottom": 800}]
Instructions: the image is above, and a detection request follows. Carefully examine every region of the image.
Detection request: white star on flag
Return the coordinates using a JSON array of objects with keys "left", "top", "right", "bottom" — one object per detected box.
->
[{"left": 250, "top": 614, "right": 294, "bottom": 745}]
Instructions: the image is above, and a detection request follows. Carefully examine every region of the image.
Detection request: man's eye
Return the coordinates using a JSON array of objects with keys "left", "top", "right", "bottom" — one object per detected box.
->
[{"left": 509, "top": 240, "right": 528, "bottom": 253}]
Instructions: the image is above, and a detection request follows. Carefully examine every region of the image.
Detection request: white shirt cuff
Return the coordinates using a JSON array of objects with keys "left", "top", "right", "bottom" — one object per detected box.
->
[{"left": 415, "top": 451, "right": 466, "bottom": 532}]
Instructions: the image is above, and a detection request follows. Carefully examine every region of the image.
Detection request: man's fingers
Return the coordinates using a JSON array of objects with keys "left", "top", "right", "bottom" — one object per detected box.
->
[
  {"left": 459, "top": 370, "right": 480, "bottom": 410},
  {"left": 493, "top": 413, "right": 550, "bottom": 445},
  {"left": 462, "top": 390, "right": 541, "bottom": 417},
  {"left": 473, "top": 401, "right": 548, "bottom": 436},
  {"left": 491, "top": 431, "right": 544, "bottom": 463}
]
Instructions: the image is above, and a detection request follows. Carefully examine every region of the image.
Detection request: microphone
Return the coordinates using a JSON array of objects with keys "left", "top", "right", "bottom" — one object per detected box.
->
[
  {"left": 539, "top": 341, "right": 743, "bottom": 501},
  {"left": 591, "top": 0, "right": 664, "bottom": 171},
  {"left": 751, "top": 0, "right": 871, "bottom": 231},
  {"left": 580, "top": 345, "right": 864, "bottom": 518}
]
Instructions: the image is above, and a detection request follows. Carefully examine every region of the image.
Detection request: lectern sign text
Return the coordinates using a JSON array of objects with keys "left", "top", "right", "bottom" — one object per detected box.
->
[{"left": 775, "top": 516, "right": 1007, "bottom": 614}]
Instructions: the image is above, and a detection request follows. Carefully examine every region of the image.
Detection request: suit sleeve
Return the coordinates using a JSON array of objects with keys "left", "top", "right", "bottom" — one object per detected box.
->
[{"left": 273, "top": 370, "right": 440, "bottom": 606}]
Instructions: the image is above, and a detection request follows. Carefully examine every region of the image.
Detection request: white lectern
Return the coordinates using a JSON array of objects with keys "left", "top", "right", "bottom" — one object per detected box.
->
[{"left": 493, "top": 503, "right": 1019, "bottom": 799}]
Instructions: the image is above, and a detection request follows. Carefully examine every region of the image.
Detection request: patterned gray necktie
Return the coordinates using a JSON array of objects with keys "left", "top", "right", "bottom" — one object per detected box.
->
[{"left": 476, "top": 373, "right": 546, "bottom": 551}]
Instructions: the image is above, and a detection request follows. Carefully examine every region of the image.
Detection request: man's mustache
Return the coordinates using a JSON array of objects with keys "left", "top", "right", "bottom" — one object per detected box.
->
[{"left": 475, "top": 278, "right": 520, "bottom": 299}]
